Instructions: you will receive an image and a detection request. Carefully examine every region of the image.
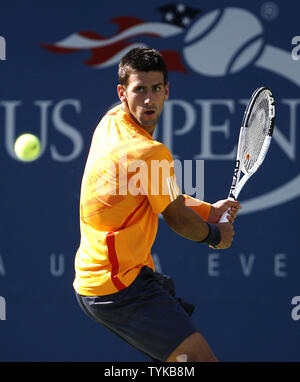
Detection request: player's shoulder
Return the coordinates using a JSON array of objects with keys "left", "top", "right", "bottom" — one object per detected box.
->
[
  {"left": 142, "top": 140, "right": 173, "bottom": 162},
  {"left": 106, "top": 104, "right": 121, "bottom": 117},
  {"left": 93, "top": 105, "right": 173, "bottom": 161},
  {"left": 99, "top": 104, "right": 121, "bottom": 124},
  {"left": 96, "top": 104, "right": 120, "bottom": 122},
  {"left": 92, "top": 104, "right": 121, "bottom": 138}
]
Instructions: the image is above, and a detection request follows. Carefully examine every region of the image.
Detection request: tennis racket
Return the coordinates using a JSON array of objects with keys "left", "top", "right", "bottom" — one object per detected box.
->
[{"left": 219, "top": 87, "right": 275, "bottom": 223}]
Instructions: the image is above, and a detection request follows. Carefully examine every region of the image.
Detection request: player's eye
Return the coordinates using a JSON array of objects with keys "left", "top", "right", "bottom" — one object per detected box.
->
[
  {"left": 153, "top": 85, "right": 162, "bottom": 92},
  {"left": 135, "top": 87, "right": 145, "bottom": 93}
]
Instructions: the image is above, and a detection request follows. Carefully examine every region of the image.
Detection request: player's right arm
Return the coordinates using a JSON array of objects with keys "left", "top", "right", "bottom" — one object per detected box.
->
[{"left": 161, "top": 195, "right": 235, "bottom": 249}]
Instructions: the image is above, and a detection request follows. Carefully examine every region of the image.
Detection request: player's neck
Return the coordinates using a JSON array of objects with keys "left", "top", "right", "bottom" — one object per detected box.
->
[{"left": 121, "top": 104, "right": 155, "bottom": 136}]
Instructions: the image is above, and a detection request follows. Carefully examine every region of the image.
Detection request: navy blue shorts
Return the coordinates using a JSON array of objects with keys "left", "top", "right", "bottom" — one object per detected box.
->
[{"left": 75, "top": 266, "right": 198, "bottom": 361}]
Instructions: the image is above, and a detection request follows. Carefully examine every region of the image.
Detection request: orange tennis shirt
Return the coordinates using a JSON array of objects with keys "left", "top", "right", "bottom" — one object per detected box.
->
[{"left": 73, "top": 104, "right": 211, "bottom": 296}]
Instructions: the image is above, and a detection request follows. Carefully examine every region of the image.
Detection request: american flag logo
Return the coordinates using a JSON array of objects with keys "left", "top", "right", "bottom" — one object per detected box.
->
[{"left": 42, "top": 3, "right": 201, "bottom": 73}]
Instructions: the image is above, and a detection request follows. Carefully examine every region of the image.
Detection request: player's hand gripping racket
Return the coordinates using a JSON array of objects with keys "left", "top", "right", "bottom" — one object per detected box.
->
[{"left": 219, "top": 87, "right": 275, "bottom": 223}]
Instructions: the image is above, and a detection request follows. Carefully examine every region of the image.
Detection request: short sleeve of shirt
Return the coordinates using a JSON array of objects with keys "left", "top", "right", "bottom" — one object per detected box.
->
[{"left": 141, "top": 144, "right": 180, "bottom": 215}]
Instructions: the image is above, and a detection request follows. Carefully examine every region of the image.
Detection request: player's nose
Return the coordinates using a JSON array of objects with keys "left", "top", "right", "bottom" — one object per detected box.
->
[
  {"left": 144, "top": 97, "right": 153, "bottom": 106},
  {"left": 144, "top": 90, "right": 155, "bottom": 105}
]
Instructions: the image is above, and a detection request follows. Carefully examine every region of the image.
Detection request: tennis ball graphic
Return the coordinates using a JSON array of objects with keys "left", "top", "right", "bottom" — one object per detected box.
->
[
  {"left": 14, "top": 133, "right": 41, "bottom": 162},
  {"left": 183, "top": 8, "right": 265, "bottom": 76}
]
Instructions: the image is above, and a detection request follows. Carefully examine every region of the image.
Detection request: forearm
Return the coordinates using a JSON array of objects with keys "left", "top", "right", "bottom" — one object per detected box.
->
[
  {"left": 172, "top": 205, "right": 210, "bottom": 241},
  {"left": 163, "top": 195, "right": 210, "bottom": 242},
  {"left": 162, "top": 195, "right": 234, "bottom": 249},
  {"left": 182, "top": 194, "right": 212, "bottom": 221}
]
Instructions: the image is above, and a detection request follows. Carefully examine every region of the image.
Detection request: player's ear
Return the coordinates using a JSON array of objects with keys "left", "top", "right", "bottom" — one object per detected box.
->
[
  {"left": 164, "top": 82, "right": 170, "bottom": 100},
  {"left": 117, "top": 84, "right": 127, "bottom": 103}
]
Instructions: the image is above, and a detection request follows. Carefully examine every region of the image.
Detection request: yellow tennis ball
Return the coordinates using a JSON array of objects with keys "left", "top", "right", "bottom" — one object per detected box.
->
[{"left": 14, "top": 134, "right": 41, "bottom": 162}]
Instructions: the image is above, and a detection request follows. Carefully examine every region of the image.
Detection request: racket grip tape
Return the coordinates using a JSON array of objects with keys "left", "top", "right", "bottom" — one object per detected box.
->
[
  {"left": 219, "top": 197, "right": 235, "bottom": 223},
  {"left": 219, "top": 210, "right": 230, "bottom": 223}
]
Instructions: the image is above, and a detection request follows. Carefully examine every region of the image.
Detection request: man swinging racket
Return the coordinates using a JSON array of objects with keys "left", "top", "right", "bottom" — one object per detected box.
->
[{"left": 73, "top": 47, "right": 240, "bottom": 362}]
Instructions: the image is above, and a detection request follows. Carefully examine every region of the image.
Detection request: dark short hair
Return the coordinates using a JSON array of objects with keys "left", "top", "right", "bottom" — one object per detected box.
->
[{"left": 118, "top": 47, "right": 168, "bottom": 87}]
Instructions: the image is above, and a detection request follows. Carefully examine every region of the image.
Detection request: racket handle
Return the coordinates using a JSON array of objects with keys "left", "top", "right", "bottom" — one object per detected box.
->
[{"left": 219, "top": 197, "right": 235, "bottom": 223}]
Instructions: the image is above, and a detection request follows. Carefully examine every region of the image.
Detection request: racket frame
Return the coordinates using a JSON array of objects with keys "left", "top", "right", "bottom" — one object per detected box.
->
[{"left": 219, "top": 87, "right": 275, "bottom": 223}]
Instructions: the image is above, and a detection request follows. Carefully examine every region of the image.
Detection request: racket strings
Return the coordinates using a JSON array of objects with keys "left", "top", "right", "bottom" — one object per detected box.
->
[{"left": 242, "top": 92, "right": 272, "bottom": 173}]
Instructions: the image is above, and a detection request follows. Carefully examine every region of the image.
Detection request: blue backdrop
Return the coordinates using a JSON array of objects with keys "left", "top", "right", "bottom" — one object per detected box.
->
[{"left": 0, "top": 0, "right": 299, "bottom": 362}]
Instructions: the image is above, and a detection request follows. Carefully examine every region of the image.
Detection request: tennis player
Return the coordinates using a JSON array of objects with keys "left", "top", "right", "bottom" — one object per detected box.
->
[{"left": 73, "top": 47, "right": 240, "bottom": 362}]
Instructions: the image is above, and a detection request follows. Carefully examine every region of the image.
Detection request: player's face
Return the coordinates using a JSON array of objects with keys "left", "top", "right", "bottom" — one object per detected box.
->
[{"left": 118, "top": 71, "right": 169, "bottom": 135}]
